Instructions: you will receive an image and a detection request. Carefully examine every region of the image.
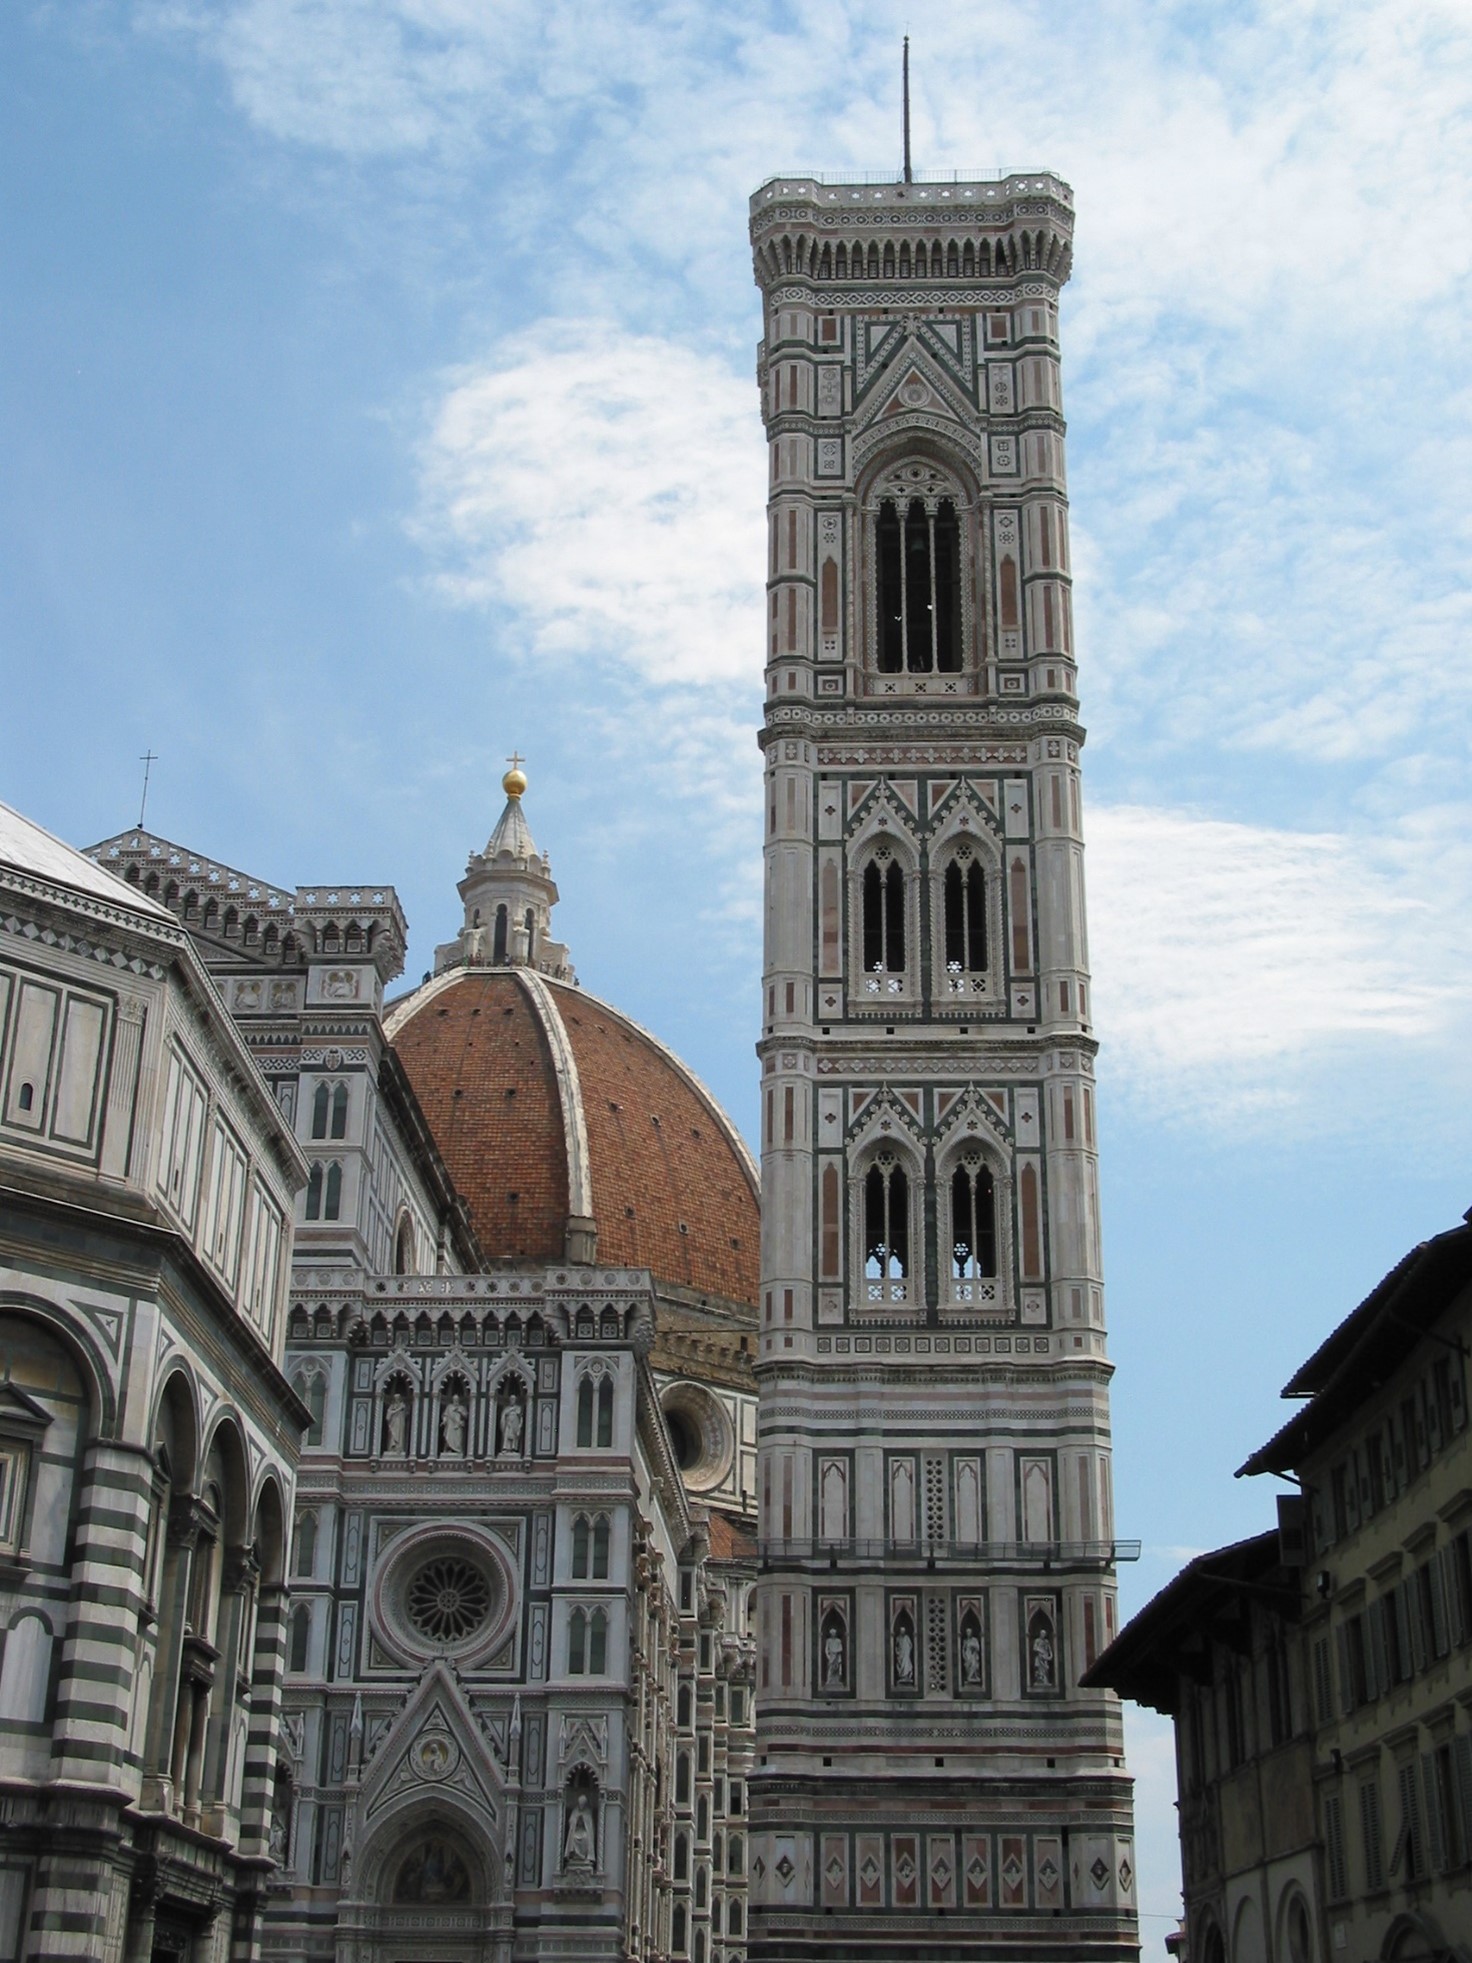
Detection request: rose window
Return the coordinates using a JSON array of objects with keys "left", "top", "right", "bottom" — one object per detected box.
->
[{"left": 406, "top": 1556, "right": 492, "bottom": 1643}]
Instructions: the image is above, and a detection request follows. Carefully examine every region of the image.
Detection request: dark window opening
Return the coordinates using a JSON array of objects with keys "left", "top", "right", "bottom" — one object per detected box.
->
[
  {"left": 493, "top": 904, "right": 509, "bottom": 963},
  {"left": 875, "top": 497, "right": 962, "bottom": 673},
  {"left": 864, "top": 1155, "right": 910, "bottom": 1285},
  {"left": 862, "top": 857, "right": 906, "bottom": 973},
  {"left": 951, "top": 1156, "right": 997, "bottom": 1279},
  {"left": 943, "top": 856, "right": 987, "bottom": 973},
  {"left": 330, "top": 1083, "right": 348, "bottom": 1140},
  {"left": 667, "top": 1408, "right": 701, "bottom": 1471},
  {"left": 311, "top": 1083, "right": 329, "bottom": 1139}
]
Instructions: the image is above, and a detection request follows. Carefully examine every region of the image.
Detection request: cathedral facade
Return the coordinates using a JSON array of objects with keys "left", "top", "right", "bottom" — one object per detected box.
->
[{"left": 746, "top": 170, "right": 1138, "bottom": 1959}]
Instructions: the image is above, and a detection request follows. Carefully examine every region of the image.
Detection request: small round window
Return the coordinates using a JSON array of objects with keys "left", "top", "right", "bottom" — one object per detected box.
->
[{"left": 406, "top": 1556, "right": 492, "bottom": 1644}]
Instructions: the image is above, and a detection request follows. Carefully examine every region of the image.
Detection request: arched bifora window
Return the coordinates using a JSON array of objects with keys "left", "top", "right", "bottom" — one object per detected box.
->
[
  {"left": 876, "top": 496, "right": 961, "bottom": 673},
  {"left": 951, "top": 1153, "right": 998, "bottom": 1293},
  {"left": 863, "top": 1152, "right": 910, "bottom": 1298},
  {"left": 862, "top": 855, "right": 906, "bottom": 975}
]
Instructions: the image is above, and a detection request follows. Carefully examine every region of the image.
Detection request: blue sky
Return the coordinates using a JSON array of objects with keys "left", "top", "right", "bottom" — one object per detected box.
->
[{"left": 5, "top": 0, "right": 1472, "bottom": 1933}]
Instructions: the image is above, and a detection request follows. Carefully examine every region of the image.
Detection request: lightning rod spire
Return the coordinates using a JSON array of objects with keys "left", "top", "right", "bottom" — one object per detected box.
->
[{"left": 902, "top": 37, "right": 913, "bottom": 184}]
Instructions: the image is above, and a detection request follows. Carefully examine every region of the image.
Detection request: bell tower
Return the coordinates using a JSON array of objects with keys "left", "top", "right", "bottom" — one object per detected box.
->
[{"left": 748, "top": 169, "right": 1139, "bottom": 1960}]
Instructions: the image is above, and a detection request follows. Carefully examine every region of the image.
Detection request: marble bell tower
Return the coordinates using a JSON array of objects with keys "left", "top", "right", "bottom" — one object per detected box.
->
[{"left": 746, "top": 162, "right": 1139, "bottom": 1961}]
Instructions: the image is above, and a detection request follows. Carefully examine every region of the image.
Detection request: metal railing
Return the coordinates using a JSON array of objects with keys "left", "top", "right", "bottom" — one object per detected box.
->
[{"left": 758, "top": 1537, "right": 1141, "bottom": 1569}]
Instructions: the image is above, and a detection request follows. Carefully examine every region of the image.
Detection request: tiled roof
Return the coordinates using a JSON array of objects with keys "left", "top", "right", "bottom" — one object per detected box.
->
[{"left": 388, "top": 968, "right": 759, "bottom": 1309}]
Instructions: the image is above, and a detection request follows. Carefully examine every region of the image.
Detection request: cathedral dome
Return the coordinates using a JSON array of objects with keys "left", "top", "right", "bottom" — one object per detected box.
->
[{"left": 386, "top": 966, "right": 759, "bottom": 1309}]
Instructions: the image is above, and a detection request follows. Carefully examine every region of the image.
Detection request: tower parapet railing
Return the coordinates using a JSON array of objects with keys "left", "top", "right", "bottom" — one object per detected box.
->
[{"left": 757, "top": 1536, "right": 1142, "bottom": 1571}]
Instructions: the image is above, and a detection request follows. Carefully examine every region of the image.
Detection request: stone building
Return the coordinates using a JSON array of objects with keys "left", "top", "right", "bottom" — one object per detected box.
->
[
  {"left": 1080, "top": 1534, "right": 1313, "bottom": 1963},
  {"left": 1090, "top": 1211, "right": 1472, "bottom": 1963},
  {"left": 81, "top": 769, "right": 760, "bottom": 1963},
  {"left": 0, "top": 802, "right": 305, "bottom": 1962},
  {"left": 746, "top": 168, "right": 1137, "bottom": 1958}
]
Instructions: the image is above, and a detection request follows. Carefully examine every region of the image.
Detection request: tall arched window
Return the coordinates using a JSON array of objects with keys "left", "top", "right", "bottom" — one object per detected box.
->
[
  {"left": 568, "top": 1607, "right": 587, "bottom": 1674},
  {"left": 943, "top": 855, "right": 987, "bottom": 976},
  {"left": 596, "top": 1378, "right": 614, "bottom": 1449},
  {"left": 305, "top": 1164, "right": 323, "bottom": 1220},
  {"left": 592, "top": 1516, "right": 611, "bottom": 1579},
  {"left": 288, "top": 1602, "right": 310, "bottom": 1673},
  {"left": 493, "top": 905, "right": 509, "bottom": 963},
  {"left": 293, "top": 1509, "right": 317, "bottom": 1577},
  {"left": 323, "top": 1162, "right": 342, "bottom": 1222},
  {"left": 576, "top": 1378, "right": 595, "bottom": 1447},
  {"left": 294, "top": 1368, "right": 326, "bottom": 1447},
  {"left": 572, "top": 1515, "right": 590, "bottom": 1578},
  {"left": 862, "top": 856, "right": 906, "bottom": 974},
  {"left": 311, "top": 1083, "right": 329, "bottom": 1140},
  {"left": 864, "top": 1155, "right": 909, "bottom": 1296},
  {"left": 588, "top": 1607, "right": 608, "bottom": 1674},
  {"left": 330, "top": 1083, "right": 348, "bottom": 1140},
  {"left": 951, "top": 1154, "right": 997, "bottom": 1290},
  {"left": 876, "top": 497, "right": 961, "bottom": 673}
]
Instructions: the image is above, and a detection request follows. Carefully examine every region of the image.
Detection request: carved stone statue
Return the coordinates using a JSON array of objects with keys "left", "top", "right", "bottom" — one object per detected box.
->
[
  {"left": 1031, "top": 1623, "right": 1055, "bottom": 1689},
  {"left": 498, "top": 1395, "right": 525, "bottom": 1458},
  {"left": 440, "top": 1389, "right": 468, "bottom": 1457},
  {"left": 893, "top": 1620, "right": 915, "bottom": 1686},
  {"left": 383, "top": 1387, "right": 409, "bottom": 1456},
  {"left": 823, "top": 1622, "right": 845, "bottom": 1687},
  {"left": 961, "top": 1627, "right": 983, "bottom": 1686},
  {"left": 563, "top": 1791, "right": 596, "bottom": 1868}
]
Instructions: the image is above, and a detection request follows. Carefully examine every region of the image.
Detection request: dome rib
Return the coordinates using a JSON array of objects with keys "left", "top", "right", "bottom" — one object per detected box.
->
[{"left": 515, "top": 969, "right": 595, "bottom": 1251}]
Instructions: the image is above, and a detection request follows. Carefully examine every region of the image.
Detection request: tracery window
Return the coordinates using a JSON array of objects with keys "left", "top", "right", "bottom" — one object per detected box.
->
[
  {"left": 861, "top": 854, "right": 906, "bottom": 976},
  {"left": 570, "top": 1513, "right": 611, "bottom": 1580},
  {"left": 876, "top": 497, "right": 961, "bottom": 673},
  {"left": 309, "top": 1081, "right": 349, "bottom": 1141},
  {"left": 288, "top": 1601, "right": 311, "bottom": 1673},
  {"left": 950, "top": 1153, "right": 998, "bottom": 1296},
  {"left": 863, "top": 1153, "right": 910, "bottom": 1299},
  {"left": 943, "top": 853, "right": 987, "bottom": 978}
]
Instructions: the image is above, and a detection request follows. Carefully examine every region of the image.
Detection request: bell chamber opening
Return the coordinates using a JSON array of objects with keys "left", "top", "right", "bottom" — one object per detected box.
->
[{"left": 876, "top": 497, "right": 962, "bottom": 674}]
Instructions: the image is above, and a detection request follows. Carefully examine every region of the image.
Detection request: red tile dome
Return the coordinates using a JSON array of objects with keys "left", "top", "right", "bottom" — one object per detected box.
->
[{"left": 386, "top": 968, "right": 758, "bottom": 1310}]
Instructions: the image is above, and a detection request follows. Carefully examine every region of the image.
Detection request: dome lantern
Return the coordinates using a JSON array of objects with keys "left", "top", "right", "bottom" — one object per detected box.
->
[{"left": 433, "top": 757, "right": 576, "bottom": 982}]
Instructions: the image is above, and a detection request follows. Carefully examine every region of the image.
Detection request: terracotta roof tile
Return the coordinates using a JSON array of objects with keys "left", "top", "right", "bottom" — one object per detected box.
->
[{"left": 390, "top": 969, "right": 759, "bottom": 1310}]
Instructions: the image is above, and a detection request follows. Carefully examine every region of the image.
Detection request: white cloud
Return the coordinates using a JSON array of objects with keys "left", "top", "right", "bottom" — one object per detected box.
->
[
  {"left": 412, "top": 319, "right": 765, "bottom": 687},
  {"left": 1087, "top": 802, "right": 1469, "bottom": 1121},
  {"left": 131, "top": 2, "right": 1472, "bottom": 1135}
]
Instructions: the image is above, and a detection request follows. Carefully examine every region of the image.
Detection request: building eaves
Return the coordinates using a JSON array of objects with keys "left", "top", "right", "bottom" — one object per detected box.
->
[
  {"left": 1237, "top": 1218, "right": 1472, "bottom": 1479},
  {"left": 1080, "top": 1530, "right": 1291, "bottom": 1715}
]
